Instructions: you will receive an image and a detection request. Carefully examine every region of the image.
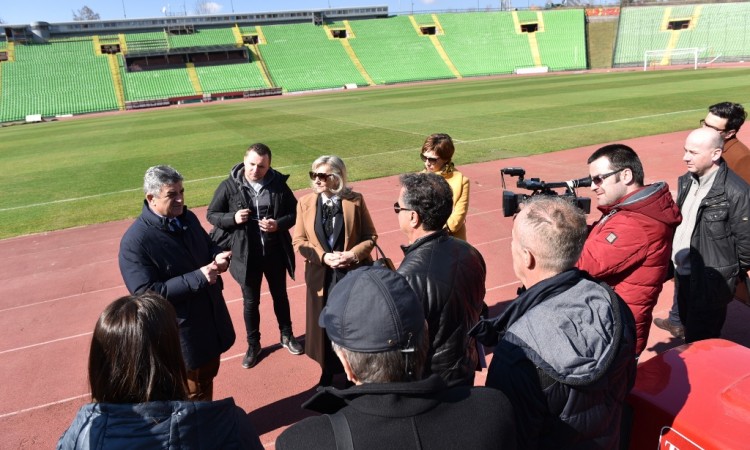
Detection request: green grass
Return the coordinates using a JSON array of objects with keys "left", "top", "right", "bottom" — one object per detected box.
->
[
  {"left": 587, "top": 20, "right": 618, "bottom": 69},
  {"left": 2, "top": 67, "right": 750, "bottom": 239}
]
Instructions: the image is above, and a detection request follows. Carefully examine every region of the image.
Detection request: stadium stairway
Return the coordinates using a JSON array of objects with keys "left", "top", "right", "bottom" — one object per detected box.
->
[
  {"left": 232, "top": 24, "right": 244, "bottom": 46},
  {"left": 513, "top": 11, "right": 544, "bottom": 67},
  {"left": 417, "top": 15, "right": 462, "bottom": 79},
  {"left": 246, "top": 43, "right": 274, "bottom": 88},
  {"left": 7, "top": 42, "right": 15, "bottom": 62},
  {"left": 107, "top": 54, "right": 126, "bottom": 110},
  {"left": 338, "top": 21, "right": 376, "bottom": 86},
  {"left": 185, "top": 63, "right": 204, "bottom": 94},
  {"left": 660, "top": 5, "right": 703, "bottom": 65}
]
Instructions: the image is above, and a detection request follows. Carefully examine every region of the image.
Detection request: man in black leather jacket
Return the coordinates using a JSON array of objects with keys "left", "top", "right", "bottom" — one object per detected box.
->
[
  {"left": 671, "top": 128, "right": 750, "bottom": 342},
  {"left": 395, "top": 173, "right": 486, "bottom": 386}
]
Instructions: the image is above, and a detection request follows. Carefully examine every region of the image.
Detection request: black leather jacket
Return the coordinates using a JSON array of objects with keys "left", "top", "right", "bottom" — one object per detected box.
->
[
  {"left": 397, "top": 230, "right": 486, "bottom": 386},
  {"left": 677, "top": 161, "right": 750, "bottom": 308}
]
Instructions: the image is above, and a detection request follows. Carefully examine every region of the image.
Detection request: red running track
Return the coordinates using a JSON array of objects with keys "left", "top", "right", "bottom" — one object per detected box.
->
[{"left": 2, "top": 129, "right": 750, "bottom": 448}]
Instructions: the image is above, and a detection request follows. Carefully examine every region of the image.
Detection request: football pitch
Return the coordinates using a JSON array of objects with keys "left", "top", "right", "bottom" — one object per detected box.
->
[{"left": 2, "top": 67, "right": 750, "bottom": 239}]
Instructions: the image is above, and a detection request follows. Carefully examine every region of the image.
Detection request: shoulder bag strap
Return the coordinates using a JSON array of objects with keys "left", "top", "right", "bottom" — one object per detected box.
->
[{"left": 326, "top": 412, "right": 354, "bottom": 450}]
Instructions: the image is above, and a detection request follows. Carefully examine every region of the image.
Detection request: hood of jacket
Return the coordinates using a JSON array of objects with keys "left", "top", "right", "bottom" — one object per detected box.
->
[{"left": 598, "top": 182, "right": 681, "bottom": 228}]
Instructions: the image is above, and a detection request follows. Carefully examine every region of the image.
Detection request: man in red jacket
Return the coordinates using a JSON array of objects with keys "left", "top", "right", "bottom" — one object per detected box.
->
[{"left": 577, "top": 144, "right": 682, "bottom": 355}]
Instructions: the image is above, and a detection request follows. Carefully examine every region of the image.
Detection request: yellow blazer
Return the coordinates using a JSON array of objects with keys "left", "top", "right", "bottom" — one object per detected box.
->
[{"left": 443, "top": 170, "right": 470, "bottom": 241}]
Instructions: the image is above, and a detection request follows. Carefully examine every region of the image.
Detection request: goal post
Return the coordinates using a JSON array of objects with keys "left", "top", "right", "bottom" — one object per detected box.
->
[{"left": 643, "top": 48, "right": 701, "bottom": 71}]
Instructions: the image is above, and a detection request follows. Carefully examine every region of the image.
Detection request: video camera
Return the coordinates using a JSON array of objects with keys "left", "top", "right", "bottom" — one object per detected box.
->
[{"left": 501, "top": 167, "right": 592, "bottom": 217}]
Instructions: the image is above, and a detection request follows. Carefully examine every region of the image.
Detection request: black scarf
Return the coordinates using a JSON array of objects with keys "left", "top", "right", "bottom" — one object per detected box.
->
[{"left": 469, "top": 269, "right": 584, "bottom": 347}]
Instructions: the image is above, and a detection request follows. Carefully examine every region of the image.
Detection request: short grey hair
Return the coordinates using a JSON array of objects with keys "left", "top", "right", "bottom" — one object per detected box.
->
[
  {"left": 143, "top": 165, "right": 183, "bottom": 197},
  {"left": 517, "top": 196, "right": 587, "bottom": 273},
  {"left": 311, "top": 155, "right": 350, "bottom": 196},
  {"left": 332, "top": 324, "right": 429, "bottom": 383}
]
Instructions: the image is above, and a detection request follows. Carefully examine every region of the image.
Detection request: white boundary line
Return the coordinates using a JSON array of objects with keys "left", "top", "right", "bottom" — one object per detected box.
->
[
  {"left": 0, "top": 393, "right": 90, "bottom": 419},
  {"left": 0, "top": 107, "right": 701, "bottom": 213}
]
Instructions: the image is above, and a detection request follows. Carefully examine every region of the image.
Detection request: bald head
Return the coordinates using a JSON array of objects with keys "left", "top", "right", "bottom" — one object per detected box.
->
[{"left": 683, "top": 128, "right": 723, "bottom": 177}]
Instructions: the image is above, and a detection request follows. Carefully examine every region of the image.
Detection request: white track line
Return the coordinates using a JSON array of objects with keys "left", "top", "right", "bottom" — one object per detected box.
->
[
  {"left": 0, "top": 393, "right": 90, "bottom": 419},
  {"left": 0, "top": 332, "right": 92, "bottom": 355}
]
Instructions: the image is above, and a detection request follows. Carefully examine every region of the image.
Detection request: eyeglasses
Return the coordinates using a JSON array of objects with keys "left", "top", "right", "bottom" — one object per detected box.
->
[
  {"left": 420, "top": 154, "right": 440, "bottom": 164},
  {"left": 700, "top": 119, "right": 726, "bottom": 133},
  {"left": 309, "top": 172, "right": 333, "bottom": 181},
  {"left": 393, "top": 202, "right": 413, "bottom": 214},
  {"left": 591, "top": 168, "right": 625, "bottom": 185}
]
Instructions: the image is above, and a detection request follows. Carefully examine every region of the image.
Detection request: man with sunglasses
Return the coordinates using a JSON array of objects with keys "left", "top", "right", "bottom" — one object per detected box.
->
[
  {"left": 577, "top": 144, "right": 681, "bottom": 355},
  {"left": 207, "top": 143, "right": 302, "bottom": 370},
  {"left": 395, "top": 173, "right": 487, "bottom": 386}
]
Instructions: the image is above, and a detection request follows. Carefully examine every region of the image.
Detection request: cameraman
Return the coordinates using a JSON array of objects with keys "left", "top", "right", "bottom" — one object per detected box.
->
[{"left": 576, "top": 144, "right": 681, "bottom": 355}]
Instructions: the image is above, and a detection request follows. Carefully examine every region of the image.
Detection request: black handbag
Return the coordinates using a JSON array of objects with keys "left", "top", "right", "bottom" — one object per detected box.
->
[{"left": 372, "top": 242, "right": 396, "bottom": 271}]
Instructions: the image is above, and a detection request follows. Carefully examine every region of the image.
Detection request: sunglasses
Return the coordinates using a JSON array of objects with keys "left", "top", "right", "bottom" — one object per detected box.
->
[
  {"left": 699, "top": 119, "right": 726, "bottom": 133},
  {"left": 309, "top": 172, "right": 333, "bottom": 181},
  {"left": 420, "top": 154, "right": 440, "bottom": 164},
  {"left": 591, "top": 168, "right": 624, "bottom": 185},
  {"left": 393, "top": 201, "right": 413, "bottom": 214}
]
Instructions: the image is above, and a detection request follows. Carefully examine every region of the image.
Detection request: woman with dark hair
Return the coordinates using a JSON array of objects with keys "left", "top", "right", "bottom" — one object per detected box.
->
[
  {"left": 57, "top": 293, "right": 263, "bottom": 450},
  {"left": 420, "top": 133, "right": 470, "bottom": 241},
  {"left": 292, "top": 155, "right": 377, "bottom": 386}
]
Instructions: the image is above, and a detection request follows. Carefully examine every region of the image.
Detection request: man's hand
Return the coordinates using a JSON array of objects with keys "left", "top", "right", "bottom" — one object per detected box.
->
[
  {"left": 234, "top": 208, "right": 251, "bottom": 224},
  {"left": 259, "top": 217, "right": 278, "bottom": 233},
  {"left": 214, "top": 251, "right": 232, "bottom": 273},
  {"left": 201, "top": 261, "right": 219, "bottom": 284}
]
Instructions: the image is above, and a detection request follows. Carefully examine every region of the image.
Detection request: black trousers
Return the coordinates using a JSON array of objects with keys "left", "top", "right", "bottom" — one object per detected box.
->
[
  {"left": 675, "top": 274, "right": 728, "bottom": 343},
  {"left": 240, "top": 249, "right": 293, "bottom": 345}
]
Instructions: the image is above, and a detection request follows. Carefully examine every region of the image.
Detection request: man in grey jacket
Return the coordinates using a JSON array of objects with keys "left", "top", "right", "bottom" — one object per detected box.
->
[{"left": 473, "top": 196, "right": 636, "bottom": 449}]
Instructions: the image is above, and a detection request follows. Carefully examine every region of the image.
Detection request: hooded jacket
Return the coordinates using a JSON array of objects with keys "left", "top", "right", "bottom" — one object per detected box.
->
[
  {"left": 275, "top": 375, "right": 517, "bottom": 450},
  {"left": 207, "top": 163, "right": 297, "bottom": 285},
  {"left": 57, "top": 398, "right": 263, "bottom": 450},
  {"left": 119, "top": 202, "right": 235, "bottom": 370},
  {"left": 577, "top": 182, "right": 681, "bottom": 354},
  {"left": 397, "top": 230, "right": 486, "bottom": 386},
  {"left": 482, "top": 269, "right": 637, "bottom": 450}
]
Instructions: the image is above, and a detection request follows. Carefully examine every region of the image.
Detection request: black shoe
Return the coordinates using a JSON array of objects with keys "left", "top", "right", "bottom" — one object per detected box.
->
[
  {"left": 654, "top": 318, "right": 685, "bottom": 339},
  {"left": 281, "top": 333, "right": 304, "bottom": 355},
  {"left": 242, "top": 343, "right": 261, "bottom": 369}
]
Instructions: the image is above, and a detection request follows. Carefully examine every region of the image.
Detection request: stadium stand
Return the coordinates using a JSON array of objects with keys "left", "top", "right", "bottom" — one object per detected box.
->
[
  {"left": 436, "top": 12, "right": 534, "bottom": 77},
  {"left": 535, "top": 10, "right": 587, "bottom": 71},
  {"left": 258, "top": 22, "right": 367, "bottom": 92},
  {"left": 347, "top": 15, "right": 455, "bottom": 84},
  {"left": 614, "top": 2, "right": 750, "bottom": 67},
  {"left": 0, "top": 39, "right": 118, "bottom": 123}
]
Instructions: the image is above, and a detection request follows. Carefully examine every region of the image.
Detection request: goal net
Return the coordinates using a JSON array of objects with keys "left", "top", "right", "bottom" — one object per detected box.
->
[{"left": 643, "top": 48, "right": 702, "bottom": 71}]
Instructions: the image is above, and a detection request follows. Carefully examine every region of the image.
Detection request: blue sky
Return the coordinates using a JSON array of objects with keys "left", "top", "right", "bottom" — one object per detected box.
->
[{"left": 1, "top": 1, "right": 552, "bottom": 25}]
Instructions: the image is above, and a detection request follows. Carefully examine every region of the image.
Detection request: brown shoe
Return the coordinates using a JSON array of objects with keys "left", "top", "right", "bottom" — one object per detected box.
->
[{"left": 654, "top": 318, "right": 684, "bottom": 339}]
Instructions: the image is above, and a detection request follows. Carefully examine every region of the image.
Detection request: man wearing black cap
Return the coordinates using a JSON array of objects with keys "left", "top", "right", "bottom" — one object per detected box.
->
[
  {"left": 276, "top": 267, "right": 516, "bottom": 450},
  {"left": 395, "top": 172, "right": 487, "bottom": 386}
]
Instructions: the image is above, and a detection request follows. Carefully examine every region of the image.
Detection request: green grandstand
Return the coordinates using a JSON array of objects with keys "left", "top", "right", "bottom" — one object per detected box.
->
[{"left": 614, "top": 2, "right": 750, "bottom": 67}]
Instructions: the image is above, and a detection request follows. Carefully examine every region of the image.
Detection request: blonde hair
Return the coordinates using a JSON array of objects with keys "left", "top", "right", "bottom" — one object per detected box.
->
[{"left": 311, "top": 155, "right": 351, "bottom": 196}]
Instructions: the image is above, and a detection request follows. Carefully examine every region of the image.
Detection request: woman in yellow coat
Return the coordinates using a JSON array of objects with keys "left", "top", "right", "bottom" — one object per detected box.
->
[
  {"left": 292, "top": 155, "right": 377, "bottom": 386},
  {"left": 420, "top": 133, "right": 469, "bottom": 240}
]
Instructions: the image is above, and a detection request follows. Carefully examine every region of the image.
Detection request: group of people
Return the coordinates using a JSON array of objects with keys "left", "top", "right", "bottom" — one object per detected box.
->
[{"left": 57, "top": 101, "right": 750, "bottom": 449}]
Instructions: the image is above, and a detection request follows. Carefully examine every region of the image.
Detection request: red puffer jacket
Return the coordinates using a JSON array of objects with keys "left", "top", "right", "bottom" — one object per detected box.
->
[{"left": 577, "top": 182, "right": 682, "bottom": 354}]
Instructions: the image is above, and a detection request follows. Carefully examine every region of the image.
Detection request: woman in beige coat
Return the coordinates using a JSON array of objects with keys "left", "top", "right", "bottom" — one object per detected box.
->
[{"left": 292, "top": 155, "right": 377, "bottom": 386}]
